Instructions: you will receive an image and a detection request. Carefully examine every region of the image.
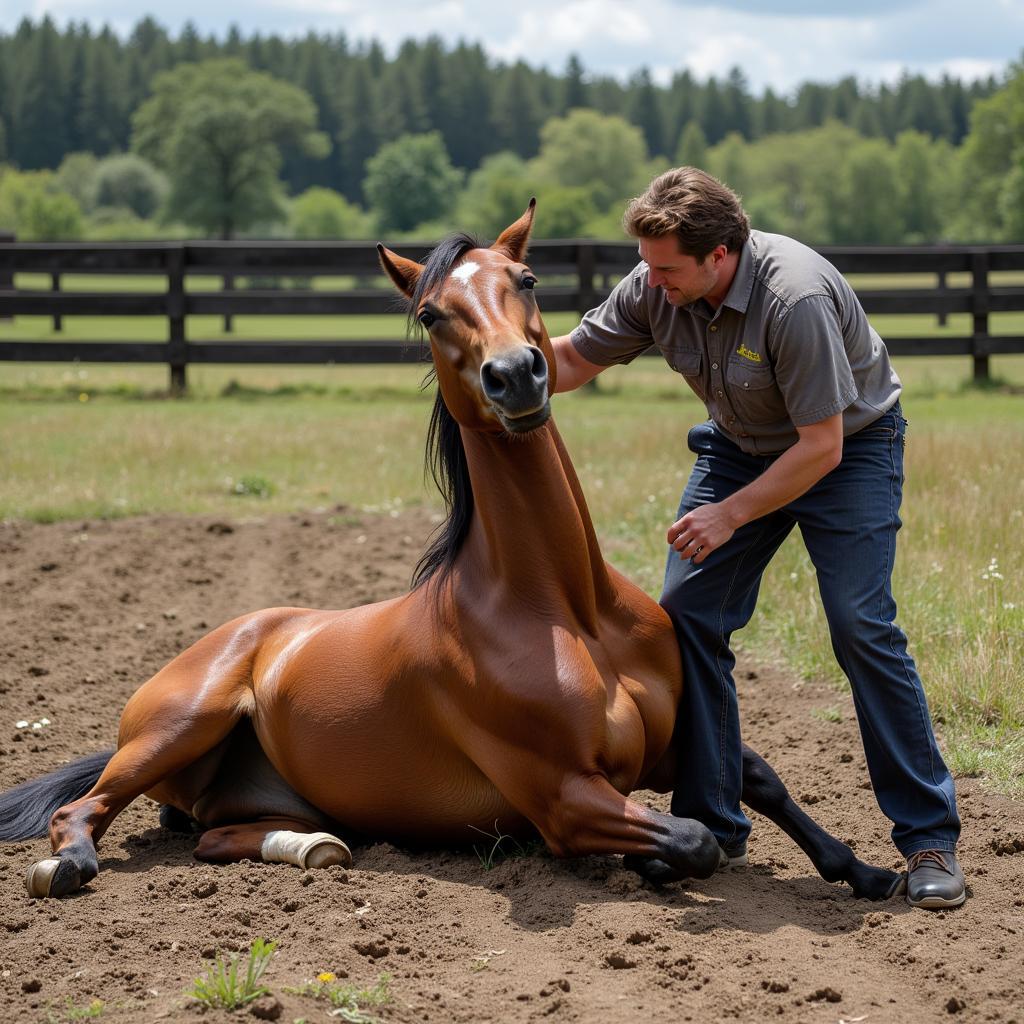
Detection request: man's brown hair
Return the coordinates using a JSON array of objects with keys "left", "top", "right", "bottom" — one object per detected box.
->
[{"left": 623, "top": 166, "right": 750, "bottom": 260}]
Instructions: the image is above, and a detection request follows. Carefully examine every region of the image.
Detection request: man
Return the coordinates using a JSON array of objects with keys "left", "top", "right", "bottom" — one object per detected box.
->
[{"left": 550, "top": 167, "right": 964, "bottom": 909}]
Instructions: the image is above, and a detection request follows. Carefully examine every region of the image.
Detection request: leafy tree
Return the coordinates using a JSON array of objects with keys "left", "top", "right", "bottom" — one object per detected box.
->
[
  {"left": 290, "top": 186, "right": 372, "bottom": 238},
  {"left": 531, "top": 186, "right": 597, "bottom": 238},
  {"left": 530, "top": 109, "right": 649, "bottom": 210},
  {"left": 132, "top": 58, "right": 328, "bottom": 237},
  {"left": 0, "top": 168, "right": 83, "bottom": 239},
  {"left": 675, "top": 119, "right": 708, "bottom": 169},
  {"left": 54, "top": 151, "right": 100, "bottom": 211},
  {"left": 954, "top": 64, "right": 1024, "bottom": 239},
  {"left": 456, "top": 151, "right": 531, "bottom": 235},
  {"left": 93, "top": 153, "right": 168, "bottom": 218},
  {"left": 363, "top": 131, "right": 462, "bottom": 233},
  {"left": 893, "top": 131, "right": 944, "bottom": 241}
]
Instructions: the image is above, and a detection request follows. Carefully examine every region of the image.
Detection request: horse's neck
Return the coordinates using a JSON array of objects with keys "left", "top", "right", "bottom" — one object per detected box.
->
[{"left": 459, "top": 420, "right": 612, "bottom": 629}]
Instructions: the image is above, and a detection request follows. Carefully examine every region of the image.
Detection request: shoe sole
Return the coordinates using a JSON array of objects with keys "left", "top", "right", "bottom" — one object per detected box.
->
[{"left": 907, "top": 890, "right": 966, "bottom": 909}]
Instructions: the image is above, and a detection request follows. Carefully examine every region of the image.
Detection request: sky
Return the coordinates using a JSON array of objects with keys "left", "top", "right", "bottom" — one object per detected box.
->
[{"left": 2, "top": 0, "right": 1021, "bottom": 94}]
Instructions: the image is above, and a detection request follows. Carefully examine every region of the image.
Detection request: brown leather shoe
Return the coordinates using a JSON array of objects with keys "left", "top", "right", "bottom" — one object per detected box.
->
[{"left": 906, "top": 849, "right": 965, "bottom": 909}]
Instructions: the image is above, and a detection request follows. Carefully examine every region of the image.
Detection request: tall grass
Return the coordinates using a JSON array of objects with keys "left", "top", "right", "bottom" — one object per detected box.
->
[{"left": 0, "top": 355, "right": 1021, "bottom": 792}]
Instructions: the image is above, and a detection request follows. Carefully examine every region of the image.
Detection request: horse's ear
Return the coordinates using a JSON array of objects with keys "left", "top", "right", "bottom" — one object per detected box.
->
[
  {"left": 377, "top": 243, "right": 424, "bottom": 298},
  {"left": 491, "top": 198, "right": 536, "bottom": 263}
]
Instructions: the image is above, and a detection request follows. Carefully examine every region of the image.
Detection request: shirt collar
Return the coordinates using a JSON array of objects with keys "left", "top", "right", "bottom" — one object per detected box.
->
[{"left": 721, "top": 237, "right": 755, "bottom": 314}]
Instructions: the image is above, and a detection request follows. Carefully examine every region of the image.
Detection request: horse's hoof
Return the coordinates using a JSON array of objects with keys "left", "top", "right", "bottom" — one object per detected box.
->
[
  {"left": 25, "top": 857, "right": 63, "bottom": 898},
  {"left": 261, "top": 830, "right": 352, "bottom": 870}
]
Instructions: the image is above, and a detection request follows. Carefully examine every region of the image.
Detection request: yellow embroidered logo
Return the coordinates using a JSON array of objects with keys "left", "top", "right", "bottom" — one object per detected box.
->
[{"left": 737, "top": 345, "right": 762, "bottom": 363}]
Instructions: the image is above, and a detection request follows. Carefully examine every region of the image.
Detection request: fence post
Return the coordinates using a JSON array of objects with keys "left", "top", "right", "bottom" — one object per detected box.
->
[
  {"left": 223, "top": 272, "right": 234, "bottom": 333},
  {"left": 51, "top": 272, "right": 62, "bottom": 332},
  {"left": 575, "top": 241, "right": 600, "bottom": 392},
  {"left": 970, "top": 250, "right": 990, "bottom": 384},
  {"left": 936, "top": 269, "right": 947, "bottom": 327},
  {"left": 167, "top": 245, "right": 187, "bottom": 395},
  {"left": 0, "top": 232, "right": 12, "bottom": 323}
]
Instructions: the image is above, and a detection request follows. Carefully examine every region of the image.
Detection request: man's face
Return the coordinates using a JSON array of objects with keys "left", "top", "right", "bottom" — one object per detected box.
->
[{"left": 638, "top": 235, "right": 724, "bottom": 307}]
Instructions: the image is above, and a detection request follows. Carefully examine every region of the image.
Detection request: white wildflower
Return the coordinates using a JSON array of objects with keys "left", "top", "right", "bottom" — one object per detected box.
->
[{"left": 15, "top": 720, "right": 28, "bottom": 729}]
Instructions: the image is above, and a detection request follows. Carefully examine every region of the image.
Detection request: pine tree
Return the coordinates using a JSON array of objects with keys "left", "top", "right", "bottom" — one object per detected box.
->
[
  {"left": 626, "top": 68, "right": 665, "bottom": 158},
  {"left": 335, "top": 58, "right": 379, "bottom": 201},
  {"left": 491, "top": 62, "right": 544, "bottom": 159},
  {"left": 563, "top": 54, "right": 587, "bottom": 113},
  {"left": 10, "top": 16, "right": 70, "bottom": 168}
]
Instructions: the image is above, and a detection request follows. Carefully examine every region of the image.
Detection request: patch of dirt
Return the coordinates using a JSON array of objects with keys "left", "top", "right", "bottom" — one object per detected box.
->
[{"left": 1, "top": 512, "right": 1022, "bottom": 1023}]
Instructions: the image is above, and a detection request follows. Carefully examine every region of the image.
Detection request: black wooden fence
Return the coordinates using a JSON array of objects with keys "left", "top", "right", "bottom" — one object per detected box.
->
[{"left": 1, "top": 239, "right": 1023, "bottom": 392}]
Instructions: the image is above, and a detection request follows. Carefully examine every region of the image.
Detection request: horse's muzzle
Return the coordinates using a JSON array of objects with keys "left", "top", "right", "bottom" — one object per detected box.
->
[{"left": 480, "top": 346, "right": 550, "bottom": 432}]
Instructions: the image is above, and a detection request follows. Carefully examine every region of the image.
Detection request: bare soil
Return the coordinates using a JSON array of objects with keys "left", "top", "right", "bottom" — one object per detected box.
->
[{"left": 0, "top": 511, "right": 1022, "bottom": 1024}]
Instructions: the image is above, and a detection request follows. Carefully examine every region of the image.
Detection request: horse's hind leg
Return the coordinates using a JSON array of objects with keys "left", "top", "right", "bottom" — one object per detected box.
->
[
  {"left": 26, "top": 617, "right": 269, "bottom": 898},
  {"left": 740, "top": 744, "right": 903, "bottom": 900},
  {"left": 195, "top": 819, "right": 351, "bottom": 869}
]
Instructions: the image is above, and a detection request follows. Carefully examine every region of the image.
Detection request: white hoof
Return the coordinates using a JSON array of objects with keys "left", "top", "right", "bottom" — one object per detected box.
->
[
  {"left": 25, "top": 857, "right": 62, "bottom": 898},
  {"left": 261, "top": 830, "right": 352, "bottom": 869}
]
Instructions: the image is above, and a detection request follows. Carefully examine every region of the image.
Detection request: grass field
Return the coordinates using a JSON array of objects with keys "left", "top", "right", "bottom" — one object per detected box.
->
[{"left": 1, "top": 347, "right": 1022, "bottom": 796}]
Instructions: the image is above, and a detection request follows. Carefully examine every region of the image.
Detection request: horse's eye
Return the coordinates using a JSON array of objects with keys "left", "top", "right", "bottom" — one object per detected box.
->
[
  {"left": 418, "top": 309, "right": 437, "bottom": 328},
  {"left": 521, "top": 275, "right": 537, "bottom": 291}
]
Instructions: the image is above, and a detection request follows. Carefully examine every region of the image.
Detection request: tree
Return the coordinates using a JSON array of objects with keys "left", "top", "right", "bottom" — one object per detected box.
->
[
  {"left": 290, "top": 186, "right": 372, "bottom": 239},
  {"left": 675, "top": 120, "right": 708, "bottom": 169},
  {"left": 954, "top": 64, "right": 1024, "bottom": 239},
  {"left": 491, "top": 62, "right": 544, "bottom": 158},
  {"left": 562, "top": 54, "right": 587, "bottom": 112},
  {"left": 93, "top": 153, "right": 168, "bottom": 219},
  {"left": 55, "top": 152, "right": 100, "bottom": 212},
  {"left": 132, "top": 59, "right": 328, "bottom": 237},
  {"left": 626, "top": 68, "right": 665, "bottom": 158},
  {"left": 363, "top": 131, "right": 462, "bottom": 233},
  {"left": 530, "top": 109, "right": 649, "bottom": 210},
  {"left": 456, "top": 151, "right": 531, "bottom": 235},
  {"left": 0, "top": 168, "right": 83, "bottom": 239},
  {"left": 9, "top": 16, "right": 69, "bottom": 169}
]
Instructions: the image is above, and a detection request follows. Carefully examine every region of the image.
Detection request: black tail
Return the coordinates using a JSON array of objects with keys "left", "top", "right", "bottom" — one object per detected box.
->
[{"left": 0, "top": 750, "right": 113, "bottom": 841}]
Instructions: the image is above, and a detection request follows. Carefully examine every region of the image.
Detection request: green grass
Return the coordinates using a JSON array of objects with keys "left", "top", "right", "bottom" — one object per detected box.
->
[
  {"left": 188, "top": 938, "right": 278, "bottom": 1011},
  {"left": 1, "top": 354, "right": 1022, "bottom": 795}
]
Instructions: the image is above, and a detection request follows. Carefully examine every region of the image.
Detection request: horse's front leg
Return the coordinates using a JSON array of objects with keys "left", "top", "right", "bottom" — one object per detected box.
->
[{"left": 527, "top": 774, "right": 721, "bottom": 879}]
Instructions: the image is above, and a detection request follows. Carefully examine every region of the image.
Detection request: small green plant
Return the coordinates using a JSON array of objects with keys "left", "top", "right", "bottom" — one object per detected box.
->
[
  {"left": 468, "top": 820, "right": 534, "bottom": 870},
  {"left": 285, "top": 972, "right": 391, "bottom": 1023},
  {"left": 230, "top": 474, "right": 275, "bottom": 498},
  {"left": 188, "top": 937, "right": 278, "bottom": 1010},
  {"left": 45, "top": 998, "right": 104, "bottom": 1023},
  {"left": 811, "top": 705, "right": 843, "bottom": 724}
]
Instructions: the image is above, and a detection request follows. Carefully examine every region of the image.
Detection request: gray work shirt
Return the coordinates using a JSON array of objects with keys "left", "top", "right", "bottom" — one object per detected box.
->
[{"left": 570, "top": 230, "right": 902, "bottom": 454}]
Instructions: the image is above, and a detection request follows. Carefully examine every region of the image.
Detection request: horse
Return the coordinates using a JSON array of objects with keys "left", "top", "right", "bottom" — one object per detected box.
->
[{"left": 0, "top": 203, "right": 902, "bottom": 903}]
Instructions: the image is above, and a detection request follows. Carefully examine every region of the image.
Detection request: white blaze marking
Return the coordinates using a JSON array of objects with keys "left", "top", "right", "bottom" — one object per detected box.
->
[{"left": 451, "top": 261, "right": 480, "bottom": 283}]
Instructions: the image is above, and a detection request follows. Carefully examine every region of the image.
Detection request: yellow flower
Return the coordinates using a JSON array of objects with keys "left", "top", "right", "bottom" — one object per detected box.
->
[{"left": 317, "top": 972, "right": 336, "bottom": 984}]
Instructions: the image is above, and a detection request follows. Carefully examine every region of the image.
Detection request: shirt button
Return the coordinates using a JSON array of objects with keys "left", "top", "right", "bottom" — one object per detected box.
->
[
  {"left": 743, "top": 382, "right": 750, "bottom": 388},
  {"left": 711, "top": 362, "right": 719, "bottom": 370},
  {"left": 709, "top": 325, "right": 718, "bottom": 332},
  {"left": 716, "top": 389, "right": 724, "bottom": 397}
]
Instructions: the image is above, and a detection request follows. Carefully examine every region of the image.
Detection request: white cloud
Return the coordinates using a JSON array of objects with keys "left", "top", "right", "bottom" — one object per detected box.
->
[{"left": 3, "top": 0, "right": 1020, "bottom": 93}]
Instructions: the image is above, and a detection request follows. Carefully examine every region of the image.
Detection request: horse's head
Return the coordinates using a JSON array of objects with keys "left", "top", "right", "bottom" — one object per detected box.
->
[{"left": 377, "top": 201, "right": 554, "bottom": 435}]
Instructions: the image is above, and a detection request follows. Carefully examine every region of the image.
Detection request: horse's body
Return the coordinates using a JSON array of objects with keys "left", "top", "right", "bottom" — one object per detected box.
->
[{"left": 0, "top": 204, "right": 901, "bottom": 902}]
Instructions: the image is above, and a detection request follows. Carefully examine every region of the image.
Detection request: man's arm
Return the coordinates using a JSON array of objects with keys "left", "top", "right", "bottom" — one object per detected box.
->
[
  {"left": 667, "top": 413, "right": 844, "bottom": 564},
  {"left": 551, "top": 333, "right": 606, "bottom": 393}
]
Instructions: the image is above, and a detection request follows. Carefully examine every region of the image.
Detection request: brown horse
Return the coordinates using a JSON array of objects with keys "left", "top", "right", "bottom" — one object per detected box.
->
[{"left": 0, "top": 204, "right": 901, "bottom": 902}]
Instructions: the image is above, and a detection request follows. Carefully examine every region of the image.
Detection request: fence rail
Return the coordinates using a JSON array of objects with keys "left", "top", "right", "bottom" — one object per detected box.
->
[{"left": 2, "top": 239, "right": 1023, "bottom": 392}]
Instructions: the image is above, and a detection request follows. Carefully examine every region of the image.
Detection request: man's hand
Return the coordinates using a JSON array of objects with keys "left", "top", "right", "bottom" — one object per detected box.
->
[
  {"left": 667, "top": 413, "right": 845, "bottom": 564},
  {"left": 667, "top": 501, "right": 740, "bottom": 564}
]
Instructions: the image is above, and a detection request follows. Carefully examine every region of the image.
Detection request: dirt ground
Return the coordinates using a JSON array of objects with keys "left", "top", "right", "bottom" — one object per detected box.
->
[{"left": 0, "top": 511, "right": 1022, "bottom": 1024}]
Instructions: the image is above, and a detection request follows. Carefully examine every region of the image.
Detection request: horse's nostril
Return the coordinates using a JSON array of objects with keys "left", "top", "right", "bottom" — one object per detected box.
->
[
  {"left": 481, "top": 361, "right": 507, "bottom": 399},
  {"left": 529, "top": 346, "right": 548, "bottom": 383}
]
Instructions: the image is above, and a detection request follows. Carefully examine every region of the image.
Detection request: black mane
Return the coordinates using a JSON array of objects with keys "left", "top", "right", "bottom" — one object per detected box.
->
[{"left": 407, "top": 233, "right": 482, "bottom": 591}]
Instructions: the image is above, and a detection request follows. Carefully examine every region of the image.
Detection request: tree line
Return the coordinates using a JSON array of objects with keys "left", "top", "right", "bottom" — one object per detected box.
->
[
  {"left": 0, "top": 19, "right": 1021, "bottom": 246},
  {"left": 0, "top": 16, "right": 1004, "bottom": 201}
]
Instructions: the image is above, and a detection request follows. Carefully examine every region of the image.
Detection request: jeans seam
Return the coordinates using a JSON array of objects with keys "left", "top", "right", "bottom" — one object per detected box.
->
[
  {"left": 902, "top": 839, "right": 957, "bottom": 857},
  {"left": 712, "top": 513, "right": 772, "bottom": 848},
  {"left": 881, "top": 431, "right": 955, "bottom": 834}
]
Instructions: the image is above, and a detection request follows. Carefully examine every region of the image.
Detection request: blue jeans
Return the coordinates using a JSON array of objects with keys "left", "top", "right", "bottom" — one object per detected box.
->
[{"left": 661, "top": 406, "right": 960, "bottom": 857}]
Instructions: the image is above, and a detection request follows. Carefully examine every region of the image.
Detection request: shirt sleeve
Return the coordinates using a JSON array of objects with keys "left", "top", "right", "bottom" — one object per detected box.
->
[
  {"left": 569, "top": 266, "right": 654, "bottom": 366},
  {"left": 770, "top": 293, "right": 858, "bottom": 426}
]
